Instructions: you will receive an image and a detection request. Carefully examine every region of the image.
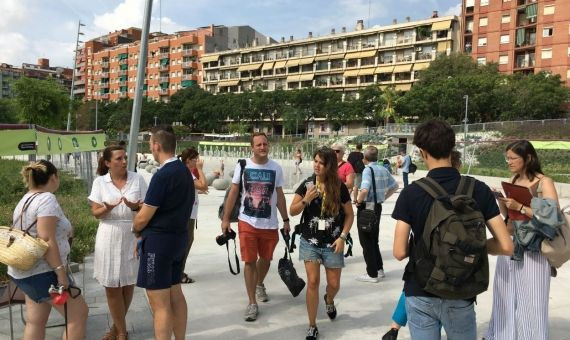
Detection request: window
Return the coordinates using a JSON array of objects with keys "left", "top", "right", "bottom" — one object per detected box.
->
[
  {"left": 499, "top": 55, "right": 509, "bottom": 65},
  {"left": 477, "top": 57, "right": 486, "bottom": 65},
  {"left": 543, "top": 27, "right": 553, "bottom": 37},
  {"left": 541, "top": 48, "right": 552, "bottom": 59},
  {"left": 500, "top": 35, "right": 510, "bottom": 44},
  {"left": 501, "top": 14, "right": 511, "bottom": 23},
  {"left": 480, "top": 0, "right": 488, "bottom": 5},
  {"left": 466, "top": 0, "right": 475, "bottom": 6},
  {"left": 479, "top": 17, "right": 488, "bottom": 26},
  {"left": 503, "top": 0, "right": 511, "bottom": 2},
  {"left": 478, "top": 37, "right": 487, "bottom": 46},
  {"left": 544, "top": 5, "right": 555, "bottom": 15}
]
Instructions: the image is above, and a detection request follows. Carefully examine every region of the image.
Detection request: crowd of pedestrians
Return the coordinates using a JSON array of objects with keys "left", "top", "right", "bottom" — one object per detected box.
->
[{"left": 5, "top": 119, "right": 565, "bottom": 340}]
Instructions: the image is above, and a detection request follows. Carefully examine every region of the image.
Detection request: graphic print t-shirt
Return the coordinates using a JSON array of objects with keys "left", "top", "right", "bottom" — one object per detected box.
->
[{"left": 232, "top": 159, "right": 284, "bottom": 229}]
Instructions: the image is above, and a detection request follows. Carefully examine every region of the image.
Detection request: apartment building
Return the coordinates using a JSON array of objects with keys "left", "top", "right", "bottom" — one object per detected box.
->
[
  {"left": 200, "top": 15, "right": 460, "bottom": 97},
  {"left": 0, "top": 59, "right": 72, "bottom": 99},
  {"left": 75, "top": 25, "right": 275, "bottom": 102},
  {"left": 462, "top": 0, "right": 570, "bottom": 85}
]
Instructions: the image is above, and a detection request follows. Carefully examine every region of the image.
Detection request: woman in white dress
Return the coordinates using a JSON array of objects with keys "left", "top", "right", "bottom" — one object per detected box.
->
[{"left": 88, "top": 146, "right": 147, "bottom": 340}]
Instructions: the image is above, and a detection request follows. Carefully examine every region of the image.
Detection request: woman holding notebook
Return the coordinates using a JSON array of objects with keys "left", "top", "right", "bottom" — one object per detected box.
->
[{"left": 486, "top": 140, "right": 559, "bottom": 340}]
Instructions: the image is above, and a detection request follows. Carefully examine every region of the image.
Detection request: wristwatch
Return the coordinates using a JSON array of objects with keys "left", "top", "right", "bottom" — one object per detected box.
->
[{"left": 520, "top": 205, "right": 527, "bottom": 215}]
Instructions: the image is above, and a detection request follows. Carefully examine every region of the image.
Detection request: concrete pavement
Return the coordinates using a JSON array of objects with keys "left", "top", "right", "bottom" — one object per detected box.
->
[{"left": 1, "top": 165, "right": 569, "bottom": 340}]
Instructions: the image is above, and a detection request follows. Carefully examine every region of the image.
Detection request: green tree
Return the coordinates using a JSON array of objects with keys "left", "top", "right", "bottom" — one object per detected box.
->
[
  {"left": 379, "top": 86, "right": 403, "bottom": 125},
  {"left": 12, "top": 77, "right": 69, "bottom": 128},
  {"left": 354, "top": 85, "right": 384, "bottom": 125},
  {"left": 0, "top": 99, "right": 18, "bottom": 123}
]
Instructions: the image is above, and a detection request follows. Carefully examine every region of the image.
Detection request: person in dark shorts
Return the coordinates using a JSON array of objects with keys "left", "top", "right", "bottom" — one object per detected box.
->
[{"left": 133, "top": 125, "right": 195, "bottom": 340}]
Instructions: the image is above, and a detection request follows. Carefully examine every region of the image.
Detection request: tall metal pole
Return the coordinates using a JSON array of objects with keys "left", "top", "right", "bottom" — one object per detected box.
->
[
  {"left": 463, "top": 95, "right": 469, "bottom": 164},
  {"left": 127, "top": 0, "right": 153, "bottom": 171},
  {"left": 67, "top": 20, "right": 85, "bottom": 131}
]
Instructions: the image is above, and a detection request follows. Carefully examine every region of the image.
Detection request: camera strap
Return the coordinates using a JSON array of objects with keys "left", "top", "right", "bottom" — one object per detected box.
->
[{"left": 226, "top": 239, "right": 240, "bottom": 275}]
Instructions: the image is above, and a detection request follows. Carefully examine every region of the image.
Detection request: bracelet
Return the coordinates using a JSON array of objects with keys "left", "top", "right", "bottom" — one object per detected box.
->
[
  {"left": 519, "top": 204, "right": 524, "bottom": 212},
  {"left": 283, "top": 218, "right": 290, "bottom": 223},
  {"left": 52, "top": 264, "right": 65, "bottom": 272},
  {"left": 339, "top": 233, "right": 347, "bottom": 241}
]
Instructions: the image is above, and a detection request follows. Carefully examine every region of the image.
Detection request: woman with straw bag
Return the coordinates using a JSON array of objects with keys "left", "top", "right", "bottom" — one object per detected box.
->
[{"left": 8, "top": 160, "right": 88, "bottom": 340}]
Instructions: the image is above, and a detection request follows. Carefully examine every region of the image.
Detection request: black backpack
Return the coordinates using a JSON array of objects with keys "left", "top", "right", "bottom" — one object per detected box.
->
[{"left": 412, "top": 176, "right": 489, "bottom": 300}]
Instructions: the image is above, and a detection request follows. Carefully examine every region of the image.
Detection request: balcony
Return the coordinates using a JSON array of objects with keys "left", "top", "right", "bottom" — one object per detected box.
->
[
  {"left": 100, "top": 72, "right": 109, "bottom": 78},
  {"left": 182, "top": 74, "right": 195, "bottom": 80},
  {"left": 119, "top": 59, "right": 128, "bottom": 65},
  {"left": 101, "top": 62, "right": 109, "bottom": 68},
  {"left": 119, "top": 80, "right": 127, "bottom": 86},
  {"left": 74, "top": 79, "right": 85, "bottom": 86},
  {"left": 119, "top": 92, "right": 128, "bottom": 98},
  {"left": 118, "top": 70, "right": 128, "bottom": 76},
  {"left": 416, "top": 52, "right": 433, "bottom": 61},
  {"left": 396, "top": 56, "right": 413, "bottom": 63},
  {"left": 73, "top": 88, "right": 85, "bottom": 94},
  {"left": 159, "top": 65, "right": 169, "bottom": 71},
  {"left": 159, "top": 88, "right": 168, "bottom": 95},
  {"left": 182, "top": 62, "right": 195, "bottom": 69},
  {"left": 160, "top": 52, "right": 169, "bottom": 58},
  {"left": 182, "top": 49, "right": 194, "bottom": 56},
  {"left": 159, "top": 77, "right": 169, "bottom": 83},
  {"left": 100, "top": 93, "right": 109, "bottom": 99},
  {"left": 100, "top": 82, "right": 109, "bottom": 88},
  {"left": 396, "top": 37, "right": 413, "bottom": 45}
]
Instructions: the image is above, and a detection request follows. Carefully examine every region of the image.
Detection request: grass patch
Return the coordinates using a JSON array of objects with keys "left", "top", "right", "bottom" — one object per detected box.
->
[{"left": 0, "top": 160, "right": 98, "bottom": 282}]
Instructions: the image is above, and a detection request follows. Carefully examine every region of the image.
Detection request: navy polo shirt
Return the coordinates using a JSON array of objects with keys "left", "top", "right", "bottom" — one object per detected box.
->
[
  {"left": 142, "top": 159, "right": 194, "bottom": 236},
  {"left": 391, "top": 167, "right": 500, "bottom": 297}
]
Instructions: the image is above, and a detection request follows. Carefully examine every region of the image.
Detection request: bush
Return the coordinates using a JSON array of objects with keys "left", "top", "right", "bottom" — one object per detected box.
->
[{"left": 0, "top": 160, "right": 98, "bottom": 282}]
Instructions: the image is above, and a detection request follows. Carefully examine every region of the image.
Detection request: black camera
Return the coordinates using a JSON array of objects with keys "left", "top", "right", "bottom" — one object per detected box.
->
[{"left": 216, "top": 229, "right": 237, "bottom": 246}]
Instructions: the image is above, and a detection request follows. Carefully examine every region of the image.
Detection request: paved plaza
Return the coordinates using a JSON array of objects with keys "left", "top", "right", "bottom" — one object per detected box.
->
[{"left": 1, "top": 163, "right": 569, "bottom": 339}]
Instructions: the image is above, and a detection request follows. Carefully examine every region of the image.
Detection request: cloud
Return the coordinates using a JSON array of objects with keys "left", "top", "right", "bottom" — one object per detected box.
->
[
  {"left": 0, "top": 0, "right": 27, "bottom": 29},
  {"left": 93, "top": 0, "right": 190, "bottom": 35},
  {"left": 443, "top": 3, "right": 462, "bottom": 16},
  {"left": 0, "top": 32, "right": 30, "bottom": 65}
]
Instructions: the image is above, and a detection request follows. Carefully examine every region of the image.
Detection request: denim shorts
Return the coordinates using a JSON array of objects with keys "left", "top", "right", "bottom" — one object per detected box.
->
[
  {"left": 299, "top": 237, "right": 344, "bottom": 268},
  {"left": 11, "top": 271, "right": 73, "bottom": 304}
]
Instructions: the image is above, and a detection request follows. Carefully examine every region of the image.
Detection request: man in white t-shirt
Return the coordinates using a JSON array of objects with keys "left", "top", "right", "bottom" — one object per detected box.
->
[{"left": 221, "top": 132, "right": 290, "bottom": 322}]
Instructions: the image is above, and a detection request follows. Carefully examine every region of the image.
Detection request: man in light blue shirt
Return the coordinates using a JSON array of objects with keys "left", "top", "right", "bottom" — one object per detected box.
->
[
  {"left": 355, "top": 146, "right": 399, "bottom": 282},
  {"left": 400, "top": 150, "right": 411, "bottom": 187}
]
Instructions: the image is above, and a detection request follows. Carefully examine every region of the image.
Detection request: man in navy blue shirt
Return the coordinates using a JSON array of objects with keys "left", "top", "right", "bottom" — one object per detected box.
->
[
  {"left": 133, "top": 125, "right": 194, "bottom": 340},
  {"left": 391, "top": 120, "right": 513, "bottom": 340}
]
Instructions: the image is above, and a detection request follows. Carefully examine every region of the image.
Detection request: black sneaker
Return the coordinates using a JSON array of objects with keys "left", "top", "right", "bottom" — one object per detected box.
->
[
  {"left": 306, "top": 326, "right": 319, "bottom": 340},
  {"left": 323, "top": 294, "right": 337, "bottom": 320},
  {"left": 381, "top": 328, "right": 399, "bottom": 340}
]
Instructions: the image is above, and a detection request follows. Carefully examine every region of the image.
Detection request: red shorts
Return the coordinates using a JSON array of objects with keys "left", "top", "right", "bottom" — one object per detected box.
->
[{"left": 238, "top": 220, "right": 279, "bottom": 263}]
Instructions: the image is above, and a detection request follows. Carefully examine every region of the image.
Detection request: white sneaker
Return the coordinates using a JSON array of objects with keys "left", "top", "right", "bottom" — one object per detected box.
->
[
  {"left": 355, "top": 274, "right": 380, "bottom": 283},
  {"left": 256, "top": 283, "right": 269, "bottom": 302},
  {"left": 378, "top": 269, "right": 386, "bottom": 278},
  {"left": 244, "top": 303, "right": 258, "bottom": 322}
]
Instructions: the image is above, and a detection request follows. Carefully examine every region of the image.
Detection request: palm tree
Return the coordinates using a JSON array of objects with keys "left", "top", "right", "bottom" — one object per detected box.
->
[{"left": 378, "top": 86, "right": 402, "bottom": 126}]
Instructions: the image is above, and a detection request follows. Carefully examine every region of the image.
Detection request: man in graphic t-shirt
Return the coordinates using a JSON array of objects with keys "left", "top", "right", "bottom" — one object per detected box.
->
[{"left": 221, "top": 132, "right": 290, "bottom": 322}]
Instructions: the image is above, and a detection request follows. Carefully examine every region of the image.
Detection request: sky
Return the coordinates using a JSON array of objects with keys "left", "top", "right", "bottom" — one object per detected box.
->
[{"left": 0, "top": 0, "right": 462, "bottom": 69}]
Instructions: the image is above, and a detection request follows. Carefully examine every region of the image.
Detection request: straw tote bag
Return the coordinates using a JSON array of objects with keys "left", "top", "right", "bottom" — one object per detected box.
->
[{"left": 0, "top": 192, "right": 49, "bottom": 271}]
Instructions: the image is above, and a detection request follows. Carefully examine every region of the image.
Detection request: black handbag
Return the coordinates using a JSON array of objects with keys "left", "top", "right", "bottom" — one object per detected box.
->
[
  {"left": 278, "top": 229, "right": 305, "bottom": 297},
  {"left": 218, "top": 159, "right": 246, "bottom": 222},
  {"left": 357, "top": 166, "right": 378, "bottom": 233}
]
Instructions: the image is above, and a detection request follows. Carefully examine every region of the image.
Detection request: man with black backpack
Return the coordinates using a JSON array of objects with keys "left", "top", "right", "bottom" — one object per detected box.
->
[
  {"left": 391, "top": 120, "right": 513, "bottom": 340},
  {"left": 348, "top": 143, "right": 365, "bottom": 203}
]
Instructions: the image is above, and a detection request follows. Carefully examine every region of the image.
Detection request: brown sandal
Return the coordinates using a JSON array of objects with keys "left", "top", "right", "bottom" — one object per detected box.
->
[{"left": 102, "top": 326, "right": 117, "bottom": 340}]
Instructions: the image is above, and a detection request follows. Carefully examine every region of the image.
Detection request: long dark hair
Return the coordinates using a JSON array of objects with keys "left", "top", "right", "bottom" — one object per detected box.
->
[
  {"left": 21, "top": 160, "right": 58, "bottom": 189},
  {"left": 97, "top": 146, "right": 125, "bottom": 175},
  {"left": 506, "top": 140, "right": 543, "bottom": 181},
  {"left": 313, "top": 147, "right": 341, "bottom": 217},
  {"left": 178, "top": 147, "right": 199, "bottom": 164}
]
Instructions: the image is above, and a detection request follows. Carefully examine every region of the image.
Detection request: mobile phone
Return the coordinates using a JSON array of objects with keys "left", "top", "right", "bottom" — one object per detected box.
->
[
  {"left": 493, "top": 191, "right": 505, "bottom": 199},
  {"left": 305, "top": 182, "right": 314, "bottom": 190}
]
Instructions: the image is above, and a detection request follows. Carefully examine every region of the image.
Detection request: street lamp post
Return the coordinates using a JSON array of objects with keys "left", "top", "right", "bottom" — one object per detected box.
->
[
  {"left": 154, "top": 115, "right": 158, "bottom": 126},
  {"left": 463, "top": 94, "right": 469, "bottom": 164}
]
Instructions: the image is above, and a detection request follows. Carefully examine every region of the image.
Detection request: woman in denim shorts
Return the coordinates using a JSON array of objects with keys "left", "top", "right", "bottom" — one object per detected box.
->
[
  {"left": 289, "top": 147, "right": 354, "bottom": 340},
  {"left": 9, "top": 160, "right": 88, "bottom": 340}
]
